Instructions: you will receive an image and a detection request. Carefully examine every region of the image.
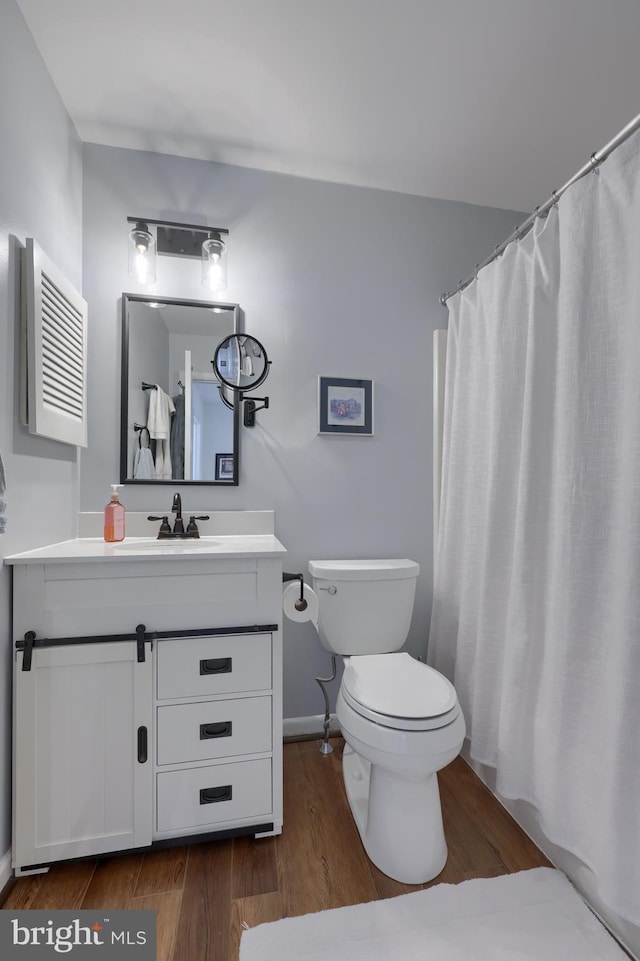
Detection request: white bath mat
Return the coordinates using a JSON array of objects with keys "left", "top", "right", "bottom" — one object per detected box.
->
[{"left": 239, "top": 868, "right": 626, "bottom": 961}]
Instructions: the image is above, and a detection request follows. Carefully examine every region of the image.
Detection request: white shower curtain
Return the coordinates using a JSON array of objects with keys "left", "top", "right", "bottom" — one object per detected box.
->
[{"left": 429, "top": 129, "right": 640, "bottom": 925}]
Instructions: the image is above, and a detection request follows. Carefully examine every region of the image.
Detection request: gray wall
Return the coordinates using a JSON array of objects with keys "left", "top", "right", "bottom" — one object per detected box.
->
[
  {"left": 81, "top": 144, "right": 523, "bottom": 720},
  {"left": 0, "top": 1, "right": 83, "bottom": 858}
]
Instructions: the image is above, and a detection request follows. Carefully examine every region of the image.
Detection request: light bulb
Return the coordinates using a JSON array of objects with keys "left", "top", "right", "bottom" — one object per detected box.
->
[
  {"left": 135, "top": 246, "right": 150, "bottom": 283},
  {"left": 204, "top": 254, "right": 224, "bottom": 291},
  {"left": 201, "top": 235, "right": 227, "bottom": 291},
  {"left": 128, "top": 223, "right": 156, "bottom": 286}
]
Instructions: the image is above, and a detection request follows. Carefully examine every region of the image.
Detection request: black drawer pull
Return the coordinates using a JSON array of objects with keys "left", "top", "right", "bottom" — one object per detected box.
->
[
  {"left": 200, "top": 657, "right": 232, "bottom": 675},
  {"left": 137, "top": 726, "right": 148, "bottom": 764},
  {"left": 200, "top": 721, "right": 233, "bottom": 740},
  {"left": 199, "top": 784, "right": 233, "bottom": 805}
]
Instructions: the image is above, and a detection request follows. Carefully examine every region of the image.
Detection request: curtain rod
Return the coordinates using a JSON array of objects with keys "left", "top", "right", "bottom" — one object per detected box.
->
[{"left": 440, "top": 112, "right": 640, "bottom": 305}]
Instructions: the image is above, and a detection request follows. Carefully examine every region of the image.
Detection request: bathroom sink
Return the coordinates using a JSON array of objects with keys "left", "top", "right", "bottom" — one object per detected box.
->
[{"left": 113, "top": 537, "right": 222, "bottom": 553}]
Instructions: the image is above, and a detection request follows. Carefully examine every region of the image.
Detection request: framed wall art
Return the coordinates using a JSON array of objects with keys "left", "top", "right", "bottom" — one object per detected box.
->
[
  {"left": 317, "top": 377, "right": 374, "bottom": 435},
  {"left": 215, "top": 452, "right": 235, "bottom": 480}
]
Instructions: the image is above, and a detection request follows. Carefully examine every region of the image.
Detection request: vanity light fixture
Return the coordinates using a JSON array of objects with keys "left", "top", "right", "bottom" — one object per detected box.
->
[{"left": 126, "top": 217, "right": 229, "bottom": 290}]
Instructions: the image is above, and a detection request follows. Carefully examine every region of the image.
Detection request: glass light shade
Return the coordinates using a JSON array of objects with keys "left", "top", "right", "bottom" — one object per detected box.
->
[
  {"left": 128, "top": 223, "right": 156, "bottom": 286},
  {"left": 201, "top": 236, "right": 228, "bottom": 292}
]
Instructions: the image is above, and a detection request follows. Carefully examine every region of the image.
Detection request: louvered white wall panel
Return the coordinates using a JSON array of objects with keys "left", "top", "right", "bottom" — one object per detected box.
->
[{"left": 22, "top": 238, "right": 88, "bottom": 446}]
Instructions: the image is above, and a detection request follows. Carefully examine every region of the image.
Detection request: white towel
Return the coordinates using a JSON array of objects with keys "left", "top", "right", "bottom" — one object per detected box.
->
[
  {"left": 147, "top": 385, "right": 175, "bottom": 439},
  {"left": 0, "top": 448, "right": 6, "bottom": 534},
  {"left": 147, "top": 386, "right": 175, "bottom": 480},
  {"left": 240, "top": 341, "right": 254, "bottom": 377}
]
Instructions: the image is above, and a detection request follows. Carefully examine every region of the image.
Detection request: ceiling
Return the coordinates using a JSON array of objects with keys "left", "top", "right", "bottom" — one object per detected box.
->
[{"left": 16, "top": 0, "right": 640, "bottom": 213}]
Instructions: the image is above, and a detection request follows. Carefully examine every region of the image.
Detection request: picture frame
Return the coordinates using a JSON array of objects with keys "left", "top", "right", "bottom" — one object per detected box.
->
[
  {"left": 215, "top": 452, "right": 235, "bottom": 480},
  {"left": 318, "top": 377, "right": 374, "bottom": 435}
]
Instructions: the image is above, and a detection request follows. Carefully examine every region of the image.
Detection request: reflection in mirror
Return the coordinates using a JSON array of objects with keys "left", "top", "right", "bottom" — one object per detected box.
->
[
  {"left": 213, "top": 334, "right": 271, "bottom": 392},
  {"left": 120, "top": 295, "right": 240, "bottom": 485}
]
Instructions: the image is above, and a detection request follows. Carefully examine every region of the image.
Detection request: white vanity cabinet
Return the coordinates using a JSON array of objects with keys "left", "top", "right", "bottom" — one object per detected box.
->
[{"left": 9, "top": 532, "right": 285, "bottom": 875}]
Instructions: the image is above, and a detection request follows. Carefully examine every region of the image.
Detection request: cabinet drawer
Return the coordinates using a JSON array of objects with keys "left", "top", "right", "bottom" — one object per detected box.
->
[
  {"left": 156, "top": 633, "right": 271, "bottom": 699},
  {"left": 157, "top": 696, "right": 272, "bottom": 764},
  {"left": 156, "top": 758, "right": 272, "bottom": 833}
]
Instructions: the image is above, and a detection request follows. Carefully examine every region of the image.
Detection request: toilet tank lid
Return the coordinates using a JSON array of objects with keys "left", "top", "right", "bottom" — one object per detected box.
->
[{"left": 308, "top": 558, "right": 419, "bottom": 581}]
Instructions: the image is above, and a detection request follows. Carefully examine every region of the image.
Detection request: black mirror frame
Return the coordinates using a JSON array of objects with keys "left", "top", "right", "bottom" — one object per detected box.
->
[{"left": 119, "top": 293, "right": 241, "bottom": 486}]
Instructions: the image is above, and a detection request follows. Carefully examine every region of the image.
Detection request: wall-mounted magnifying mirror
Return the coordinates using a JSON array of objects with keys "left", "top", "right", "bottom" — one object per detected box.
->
[
  {"left": 212, "top": 334, "right": 271, "bottom": 427},
  {"left": 120, "top": 294, "right": 241, "bottom": 484},
  {"left": 212, "top": 334, "right": 270, "bottom": 391}
]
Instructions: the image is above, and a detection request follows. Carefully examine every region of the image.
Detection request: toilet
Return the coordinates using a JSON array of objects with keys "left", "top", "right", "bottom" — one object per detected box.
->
[{"left": 308, "top": 558, "right": 466, "bottom": 884}]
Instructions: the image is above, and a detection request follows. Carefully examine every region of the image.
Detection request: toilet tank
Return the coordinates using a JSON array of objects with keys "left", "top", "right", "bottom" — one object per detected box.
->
[{"left": 308, "top": 559, "right": 420, "bottom": 655}]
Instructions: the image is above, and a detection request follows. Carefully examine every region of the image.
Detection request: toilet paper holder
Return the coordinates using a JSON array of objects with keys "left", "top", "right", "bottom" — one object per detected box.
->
[
  {"left": 283, "top": 571, "right": 335, "bottom": 755},
  {"left": 282, "top": 572, "right": 308, "bottom": 612}
]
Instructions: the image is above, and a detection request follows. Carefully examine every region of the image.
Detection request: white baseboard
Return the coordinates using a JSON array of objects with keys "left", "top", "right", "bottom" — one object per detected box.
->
[
  {"left": 0, "top": 848, "right": 12, "bottom": 895},
  {"left": 283, "top": 714, "right": 339, "bottom": 739}
]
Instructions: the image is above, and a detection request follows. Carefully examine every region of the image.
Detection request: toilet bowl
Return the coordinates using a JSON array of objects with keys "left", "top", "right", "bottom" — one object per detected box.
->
[
  {"left": 308, "top": 559, "right": 466, "bottom": 884},
  {"left": 337, "top": 652, "right": 465, "bottom": 882}
]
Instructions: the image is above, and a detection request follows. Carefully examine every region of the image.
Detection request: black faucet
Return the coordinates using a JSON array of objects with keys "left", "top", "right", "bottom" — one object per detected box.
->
[
  {"left": 171, "top": 493, "right": 184, "bottom": 535},
  {"left": 147, "top": 495, "right": 210, "bottom": 539}
]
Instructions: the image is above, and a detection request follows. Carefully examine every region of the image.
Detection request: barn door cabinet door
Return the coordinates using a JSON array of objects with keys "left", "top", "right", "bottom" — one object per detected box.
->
[{"left": 13, "top": 640, "right": 152, "bottom": 875}]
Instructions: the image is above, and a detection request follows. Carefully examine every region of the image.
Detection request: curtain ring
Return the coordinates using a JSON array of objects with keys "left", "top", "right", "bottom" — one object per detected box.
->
[
  {"left": 590, "top": 152, "right": 600, "bottom": 173},
  {"left": 551, "top": 190, "right": 560, "bottom": 208}
]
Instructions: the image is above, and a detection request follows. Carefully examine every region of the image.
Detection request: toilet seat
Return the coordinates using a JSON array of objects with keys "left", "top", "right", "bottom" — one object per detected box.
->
[{"left": 341, "top": 653, "right": 460, "bottom": 731}]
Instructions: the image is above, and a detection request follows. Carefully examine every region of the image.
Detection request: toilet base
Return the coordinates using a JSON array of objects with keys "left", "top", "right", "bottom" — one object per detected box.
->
[{"left": 342, "top": 743, "right": 448, "bottom": 884}]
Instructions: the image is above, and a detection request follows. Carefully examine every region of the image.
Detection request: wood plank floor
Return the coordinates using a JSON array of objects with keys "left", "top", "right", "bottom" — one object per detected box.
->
[{"left": 1, "top": 738, "right": 550, "bottom": 960}]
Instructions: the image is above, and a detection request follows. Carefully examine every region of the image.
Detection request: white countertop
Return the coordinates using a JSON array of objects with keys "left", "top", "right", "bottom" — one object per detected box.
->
[{"left": 5, "top": 535, "right": 287, "bottom": 565}]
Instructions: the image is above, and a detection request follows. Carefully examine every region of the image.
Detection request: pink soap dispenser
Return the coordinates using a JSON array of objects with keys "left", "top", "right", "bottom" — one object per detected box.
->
[{"left": 104, "top": 484, "right": 126, "bottom": 542}]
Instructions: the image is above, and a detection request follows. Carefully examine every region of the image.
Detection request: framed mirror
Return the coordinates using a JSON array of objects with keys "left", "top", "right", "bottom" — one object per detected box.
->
[{"left": 120, "top": 294, "right": 240, "bottom": 485}]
